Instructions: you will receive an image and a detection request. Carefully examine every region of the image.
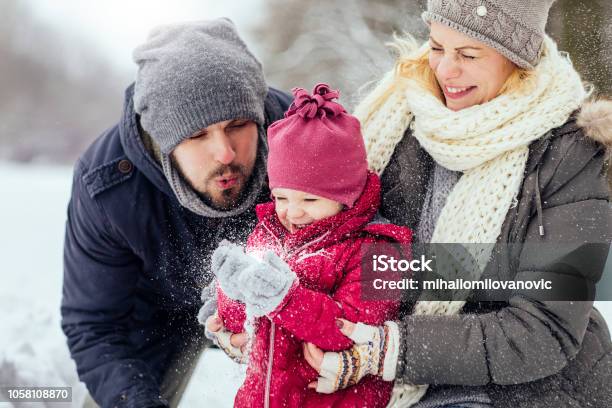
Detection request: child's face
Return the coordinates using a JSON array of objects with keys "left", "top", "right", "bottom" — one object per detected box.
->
[{"left": 272, "top": 188, "right": 344, "bottom": 234}]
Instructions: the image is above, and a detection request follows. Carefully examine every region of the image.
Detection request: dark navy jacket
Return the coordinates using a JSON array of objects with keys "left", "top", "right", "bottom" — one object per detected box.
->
[{"left": 62, "top": 84, "right": 291, "bottom": 408}]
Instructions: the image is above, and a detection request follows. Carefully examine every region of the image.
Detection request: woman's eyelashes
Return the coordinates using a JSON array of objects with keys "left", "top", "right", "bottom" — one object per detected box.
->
[{"left": 430, "top": 45, "right": 477, "bottom": 60}]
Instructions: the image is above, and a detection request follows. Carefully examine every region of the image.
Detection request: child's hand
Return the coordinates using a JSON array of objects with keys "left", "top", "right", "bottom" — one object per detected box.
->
[
  {"left": 301, "top": 318, "right": 355, "bottom": 373},
  {"left": 304, "top": 319, "right": 401, "bottom": 393},
  {"left": 238, "top": 250, "right": 297, "bottom": 317}
]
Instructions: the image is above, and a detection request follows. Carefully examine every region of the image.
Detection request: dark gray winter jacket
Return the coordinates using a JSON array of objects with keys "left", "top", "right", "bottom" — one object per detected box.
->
[{"left": 379, "top": 101, "right": 612, "bottom": 408}]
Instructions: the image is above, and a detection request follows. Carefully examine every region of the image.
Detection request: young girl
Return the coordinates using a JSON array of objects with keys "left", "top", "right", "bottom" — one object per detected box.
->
[{"left": 211, "top": 84, "right": 412, "bottom": 408}]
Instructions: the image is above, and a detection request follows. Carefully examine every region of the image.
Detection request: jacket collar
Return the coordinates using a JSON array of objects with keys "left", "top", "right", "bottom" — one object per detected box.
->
[
  {"left": 119, "top": 83, "right": 176, "bottom": 198},
  {"left": 524, "top": 112, "right": 581, "bottom": 175}
]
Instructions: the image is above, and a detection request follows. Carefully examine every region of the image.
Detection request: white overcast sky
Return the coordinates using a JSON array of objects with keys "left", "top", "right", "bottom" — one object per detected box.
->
[{"left": 24, "top": 0, "right": 264, "bottom": 73}]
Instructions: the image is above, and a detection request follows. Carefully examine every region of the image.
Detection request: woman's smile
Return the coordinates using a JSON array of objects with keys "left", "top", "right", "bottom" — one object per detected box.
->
[{"left": 442, "top": 85, "right": 477, "bottom": 100}]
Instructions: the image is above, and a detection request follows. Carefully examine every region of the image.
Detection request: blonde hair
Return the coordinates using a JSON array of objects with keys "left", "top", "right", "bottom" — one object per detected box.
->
[{"left": 357, "top": 34, "right": 536, "bottom": 124}]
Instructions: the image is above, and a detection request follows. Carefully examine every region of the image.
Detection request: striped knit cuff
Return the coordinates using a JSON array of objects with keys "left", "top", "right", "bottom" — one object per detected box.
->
[{"left": 382, "top": 321, "right": 401, "bottom": 381}]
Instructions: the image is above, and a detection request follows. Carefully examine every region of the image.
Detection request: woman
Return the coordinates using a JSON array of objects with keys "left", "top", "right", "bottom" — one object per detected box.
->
[
  {"left": 299, "top": 0, "right": 612, "bottom": 407},
  {"left": 205, "top": 0, "right": 612, "bottom": 406}
]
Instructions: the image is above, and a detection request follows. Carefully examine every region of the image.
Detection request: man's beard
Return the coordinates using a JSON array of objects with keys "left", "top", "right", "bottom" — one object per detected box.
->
[
  {"left": 171, "top": 157, "right": 252, "bottom": 211},
  {"left": 199, "top": 163, "right": 253, "bottom": 210}
]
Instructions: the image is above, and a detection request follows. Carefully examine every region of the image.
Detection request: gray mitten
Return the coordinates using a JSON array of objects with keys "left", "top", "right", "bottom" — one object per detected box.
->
[
  {"left": 211, "top": 240, "right": 252, "bottom": 301},
  {"left": 197, "top": 281, "right": 218, "bottom": 332},
  {"left": 238, "top": 250, "right": 296, "bottom": 317}
]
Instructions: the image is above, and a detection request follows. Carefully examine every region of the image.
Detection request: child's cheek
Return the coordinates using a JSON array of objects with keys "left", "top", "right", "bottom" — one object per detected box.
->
[{"left": 276, "top": 208, "right": 289, "bottom": 229}]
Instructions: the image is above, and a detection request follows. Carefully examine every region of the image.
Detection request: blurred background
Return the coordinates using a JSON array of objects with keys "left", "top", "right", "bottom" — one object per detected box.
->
[
  {"left": 0, "top": 1, "right": 610, "bottom": 406},
  {"left": 1, "top": 0, "right": 611, "bottom": 164}
]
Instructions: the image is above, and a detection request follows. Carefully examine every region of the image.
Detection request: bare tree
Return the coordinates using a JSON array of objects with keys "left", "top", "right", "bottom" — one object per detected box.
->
[
  {"left": 254, "top": 0, "right": 611, "bottom": 102},
  {"left": 253, "top": 0, "right": 611, "bottom": 185},
  {"left": 252, "top": 0, "right": 427, "bottom": 108},
  {"left": 3, "top": 1, "right": 609, "bottom": 164}
]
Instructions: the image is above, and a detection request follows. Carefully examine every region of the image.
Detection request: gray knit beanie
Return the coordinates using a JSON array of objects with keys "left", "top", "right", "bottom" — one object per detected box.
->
[
  {"left": 133, "top": 18, "right": 268, "bottom": 154},
  {"left": 423, "top": 0, "right": 557, "bottom": 69}
]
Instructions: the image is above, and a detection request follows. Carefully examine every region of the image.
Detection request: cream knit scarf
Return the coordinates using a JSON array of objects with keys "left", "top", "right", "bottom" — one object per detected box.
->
[{"left": 354, "top": 36, "right": 587, "bottom": 407}]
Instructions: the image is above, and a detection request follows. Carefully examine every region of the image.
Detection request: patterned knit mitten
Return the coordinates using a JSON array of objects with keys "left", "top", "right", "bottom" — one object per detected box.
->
[{"left": 316, "top": 321, "right": 401, "bottom": 393}]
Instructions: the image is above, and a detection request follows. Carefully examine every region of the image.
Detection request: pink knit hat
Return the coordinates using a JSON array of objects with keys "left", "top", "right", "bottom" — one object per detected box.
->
[{"left": 267, "top": 83, "right": 368, "bottom": 208}]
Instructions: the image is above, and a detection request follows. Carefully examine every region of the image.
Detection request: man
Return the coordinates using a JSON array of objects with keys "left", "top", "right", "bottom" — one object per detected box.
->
[{"left": 61, "top": 19, "right": 291, "bottom": 408}]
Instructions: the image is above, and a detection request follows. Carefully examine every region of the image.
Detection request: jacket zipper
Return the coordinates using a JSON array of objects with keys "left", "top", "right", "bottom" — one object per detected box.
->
[
  {"left": 259, "top": 223, "right": 330, "bottom": 407},
  {"left": 534, "top": 166, "right": 545, "bottom": 237},
  {"left": 264, "top": 321, "right": 275, "bottom": 408}
]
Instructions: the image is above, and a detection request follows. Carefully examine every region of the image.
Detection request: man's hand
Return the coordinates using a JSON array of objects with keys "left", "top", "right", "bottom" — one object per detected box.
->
[
  {"left": 204, "top": 313, "right": 249, "bottom": 364},
  {"left": 237, "top": 250, "right": 296, "bottom": 317}
]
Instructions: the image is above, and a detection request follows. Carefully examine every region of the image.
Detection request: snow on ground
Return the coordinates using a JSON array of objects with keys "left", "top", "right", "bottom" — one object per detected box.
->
[
  {"left": 0, "top": 161, "right": 610, "bottom": 407},
  {"left": 0, "top": 162, "right": 244, "bottom": 407}
]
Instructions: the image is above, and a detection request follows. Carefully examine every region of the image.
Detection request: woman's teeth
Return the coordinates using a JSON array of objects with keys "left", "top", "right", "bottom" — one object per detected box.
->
[{"left": 446, "top": 86, "right": 470, "bottom": 94}]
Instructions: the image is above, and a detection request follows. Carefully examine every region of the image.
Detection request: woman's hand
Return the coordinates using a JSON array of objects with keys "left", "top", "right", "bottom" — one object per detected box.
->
[
  {"left": 303, "top": 318, "right": 400, "bottom": 393},
  {"left": 302, "top": 318, "right": 356, "bottom": 373},
  {"left": 204, "top": 313, "right": 249, "bottom": 364}
]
